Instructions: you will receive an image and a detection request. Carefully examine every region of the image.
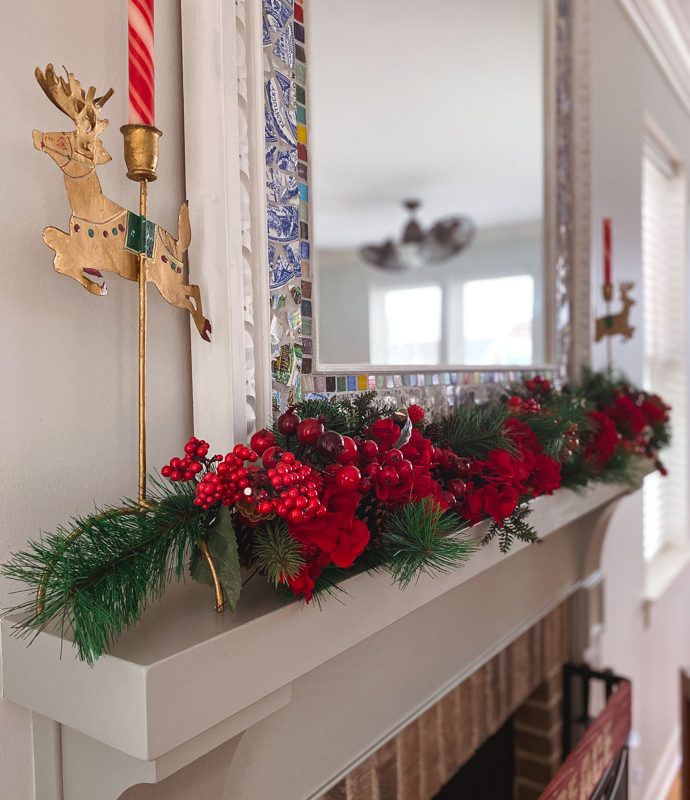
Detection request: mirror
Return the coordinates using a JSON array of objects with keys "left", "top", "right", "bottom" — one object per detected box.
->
[{"left": 308, "top": 0, "right": 549, "bottom": 369}]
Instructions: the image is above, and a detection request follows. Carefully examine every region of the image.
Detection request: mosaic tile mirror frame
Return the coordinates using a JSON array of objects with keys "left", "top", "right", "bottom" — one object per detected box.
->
[{"left": 263, "top": 0, "right": 588, "bottom": 409}]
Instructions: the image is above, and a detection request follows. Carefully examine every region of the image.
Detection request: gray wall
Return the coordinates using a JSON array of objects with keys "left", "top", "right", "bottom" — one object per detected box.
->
[
  {"left": 0, "top": 4, "right": 191, "bottom": 797},
  {"left": 591, "top": 3, "right": 690, "bottom": 798}
]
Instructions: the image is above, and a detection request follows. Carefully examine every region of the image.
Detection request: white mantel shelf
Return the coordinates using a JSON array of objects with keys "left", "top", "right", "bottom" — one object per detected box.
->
[{"left": 1, "top": 478, "right": 642, "bottom": 800}]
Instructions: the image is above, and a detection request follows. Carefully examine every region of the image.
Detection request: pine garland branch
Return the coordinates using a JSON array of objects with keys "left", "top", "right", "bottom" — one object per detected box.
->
[
  {"left": 481, "top": 504, "right": 538, "bottom": 554},
  {"left": 2, "top": 478, "right": 208, "bottom": 665},
  {"left": 437, "top": 404, "right": 515, "bottom": 458},
  {"left": 254, "top": 519, "right": 305, "bottom": 587},
  {"left": 381, "top": 499, "right": 476, "bottom": 587},
  {"left": 519, "top": 396, "right": 590, "bottom": 459}
]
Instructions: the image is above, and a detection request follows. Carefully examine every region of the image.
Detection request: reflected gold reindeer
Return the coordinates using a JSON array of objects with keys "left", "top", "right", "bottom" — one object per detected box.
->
[
  {"left": 595, "top": 281, "right": 635, "bottom": 342},
  {"left": 33, "top": 64, "right": 211, "bottom": 340}
]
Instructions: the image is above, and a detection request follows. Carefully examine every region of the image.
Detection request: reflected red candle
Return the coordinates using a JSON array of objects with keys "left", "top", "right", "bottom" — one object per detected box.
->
[
  {"left": 128, "top": 0, "right": 155, "bottom": 126},
  {"left": 603, "top": 218, "right": 612, "bottom": 286}
]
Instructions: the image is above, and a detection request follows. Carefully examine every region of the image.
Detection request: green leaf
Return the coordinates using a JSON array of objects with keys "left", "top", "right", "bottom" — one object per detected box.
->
[{"left": 190, "top": 506, "right": 242, "bottom": 612}]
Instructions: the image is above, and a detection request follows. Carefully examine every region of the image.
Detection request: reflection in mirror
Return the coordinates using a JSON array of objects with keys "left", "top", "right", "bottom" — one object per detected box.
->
[{"left": 310, "top": 0, "right": 546, "bottom": 368}]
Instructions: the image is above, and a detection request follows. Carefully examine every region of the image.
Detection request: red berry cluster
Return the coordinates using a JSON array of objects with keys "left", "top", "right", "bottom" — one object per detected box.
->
[
  {"left": 194, "top": 444, "right": 259, "bottom": 509},
  {"left": 162, "top": 437, "right": 213, "bottom": 481},
  {"left": 254, "top": 452, "right": 325, "bottom": 524},
  {"left": 507, "top": 395, "right": 541, "bottom": 414},
  {"left": 358, "top": 441, "right": 414, "bottom": 493},
  {"left": 525, "top": 375, "right": 552, "bottom": 395}
]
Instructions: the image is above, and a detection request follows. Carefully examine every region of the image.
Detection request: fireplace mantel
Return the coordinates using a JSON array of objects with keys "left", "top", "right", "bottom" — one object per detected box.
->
[{"left": 1, "top": 478, "right": 645, "bottom": 800}]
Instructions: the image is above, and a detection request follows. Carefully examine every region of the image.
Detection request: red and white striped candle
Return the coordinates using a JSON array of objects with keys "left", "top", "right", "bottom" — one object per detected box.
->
[{"left": 128, "top": 0, "right": 155, "bottom": 126}]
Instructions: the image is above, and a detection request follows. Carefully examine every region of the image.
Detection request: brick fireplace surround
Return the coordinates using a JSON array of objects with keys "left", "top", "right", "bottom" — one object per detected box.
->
[{"left": 320, "top": 601, "right": 571, "bottom": 800}]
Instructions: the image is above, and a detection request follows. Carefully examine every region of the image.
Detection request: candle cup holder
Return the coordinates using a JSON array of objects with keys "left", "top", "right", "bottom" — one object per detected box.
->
[
  {"left": 120, "top": 123, "right": 162, "bottom": 182},
  {"left": 602, "top": 283, "right": 613, "bottom": 303}
]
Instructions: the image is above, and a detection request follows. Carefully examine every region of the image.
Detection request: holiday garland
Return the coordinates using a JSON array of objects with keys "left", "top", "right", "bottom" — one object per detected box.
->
[{"left": 3, "top": 371, "right": 670, "bottom": 664}]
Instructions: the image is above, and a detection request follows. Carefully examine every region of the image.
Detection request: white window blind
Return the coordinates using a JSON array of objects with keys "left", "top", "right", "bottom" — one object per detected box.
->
[
  {"left": 369, "top": 285, "right": 442, "bottom": 365},
  {"left": 642, "top": 139, "right": 688, "bottom": 561}
]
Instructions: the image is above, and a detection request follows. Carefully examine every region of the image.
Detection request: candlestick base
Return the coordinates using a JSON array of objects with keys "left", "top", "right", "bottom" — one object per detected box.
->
[{"left": 120, "top": 124, "right": 162, "bottom": 182}]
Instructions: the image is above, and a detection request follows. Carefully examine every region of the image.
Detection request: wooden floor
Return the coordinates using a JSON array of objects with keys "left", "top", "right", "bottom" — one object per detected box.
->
[{"left": 667, "top": 772, "right": 681, "bottom": 800}]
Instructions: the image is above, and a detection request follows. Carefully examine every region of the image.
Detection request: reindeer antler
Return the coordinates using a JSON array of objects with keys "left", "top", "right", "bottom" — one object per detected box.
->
[
  {"left": 35, "top": 64, "right": 114, "bottom": 132},
  {"left": 619, "top": 281, "right": 636, "bottom": 297}
]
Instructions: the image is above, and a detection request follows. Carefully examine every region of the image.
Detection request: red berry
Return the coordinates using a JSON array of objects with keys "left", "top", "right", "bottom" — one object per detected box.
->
[
  {"left": 184, "top": 442, "right": 196, "bottom": 455},
  {"left": 384, "top": 449, "right": 404, "bottom": 467},
  {"left": 161, "top": 465, "right": 172, "bottom": 477},
  {"left": 360, "top": 439, "right": 379, "bottom": 459},
  {"left": 170, "top": 457, "right": 182, "bottom": 469},
  {"left": 297, "top": 417, "right": 325, "bottom": 445},
  {"left": 397, "top": 459, "right": 414, "bottom": 478},
  {"left": 289, "top": 509, "right": 303, "bottom": 523},
  {"left": 336, "top": 435, "right": 358, "bottom": 464},
  {"left": 316, "top": 430, "right": 345, "bottom": 459},
  {"left": 262, "top": 446, "right": 282, "bottom": 469},
  {"left": 335, "top": 465, "right": 362, "bottom": 491},
  {"left": 364, "top": 462, "right": 381, "bottom": 478},
  {"left": 379, "top": 466, "right": 399, "bottom": 486},
  {"left": 276, "top": 406, "right": 301, "bottom": 436}
]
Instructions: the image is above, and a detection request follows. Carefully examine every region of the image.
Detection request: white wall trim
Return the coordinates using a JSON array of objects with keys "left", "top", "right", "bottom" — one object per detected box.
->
[
  {"left": 181, "top": 0, "right": 272, "bottom": 446},
  {"left": 640, "top": 724, "right": 681, "bottom": 800},
  {"left": 619, "top": 0, "right": 690, "bottom": 116}
]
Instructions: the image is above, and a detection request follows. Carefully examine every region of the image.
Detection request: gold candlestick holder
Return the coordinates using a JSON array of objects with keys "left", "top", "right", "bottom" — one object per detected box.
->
[{"left": 121, "top": 124, "right": 161, "bottom": 503}]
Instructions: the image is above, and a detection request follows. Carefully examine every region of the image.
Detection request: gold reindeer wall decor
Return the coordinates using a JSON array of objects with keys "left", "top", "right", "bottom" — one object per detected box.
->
[
  {"left": 594, "top": 281, "right": 636, "bottom": 343},
  {"left": 33, "top": 64, "right": 211, "bottom": 341}
]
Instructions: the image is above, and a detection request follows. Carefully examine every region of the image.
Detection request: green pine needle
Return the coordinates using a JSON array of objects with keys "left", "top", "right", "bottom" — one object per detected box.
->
[
  {"left": 437, "top": 404, "right": 515, "bottom": 459},
  {"left": 382, "top": 499, "right": 476, "bottom": 587},
  {"left": 482, "top": 504, "right": 538, "bottom": 554},
  {"left": 2, "top": 477, "right": 208, "bottom": 665},
  {"left": 518, "top": 396, "right": 590, "bottom": 459},
  {"left": 254, "top": 520, "right": 305, "bottom": 587}
]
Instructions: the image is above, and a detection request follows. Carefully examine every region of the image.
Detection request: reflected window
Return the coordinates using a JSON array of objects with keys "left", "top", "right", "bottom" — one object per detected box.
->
[
  {"left": 462, "top": 275, "right": 534, "bottom": 365},
  {"left": 370, "top": 286, "right": 442, "bottom": 365}
]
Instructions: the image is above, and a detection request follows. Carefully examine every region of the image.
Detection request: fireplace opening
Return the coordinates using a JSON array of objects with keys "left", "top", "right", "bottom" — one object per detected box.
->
[{"left": 434, "top": 715, "right": 515, "bottom": 799}]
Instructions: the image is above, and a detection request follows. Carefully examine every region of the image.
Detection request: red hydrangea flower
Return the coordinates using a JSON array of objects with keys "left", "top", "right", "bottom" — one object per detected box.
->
[
  {"left": 401, "top": 428, "right": 434, "bottom": 471},
  {"left": 464, "top": 483, "right": 520, "bottom": 527},
  {"left": 368, "top": 418, "right": 401, "bottom": 451},
  {"left": 285, "top": 560, "right": 323, "bottom": 602},
  {"left": 287, "top": 485, "right": 370, "bottom": 569},
  {"left": 504, "top": 417, "right": 542, "bottom": 454},
  {"left": 642, "top": 396, "right": 670, "bottom": 427},
  {"left": 530, "top": 454, "right": 562, "bottom": 496},
  {"left": 407, "top": 404, "right": 425, "bottom": 425},
  {"left": 605, "top": 393, "right": 648, "bottom": 436},
  {"left": 585, "top": 410, "right": 621, "bottom": 466}
]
